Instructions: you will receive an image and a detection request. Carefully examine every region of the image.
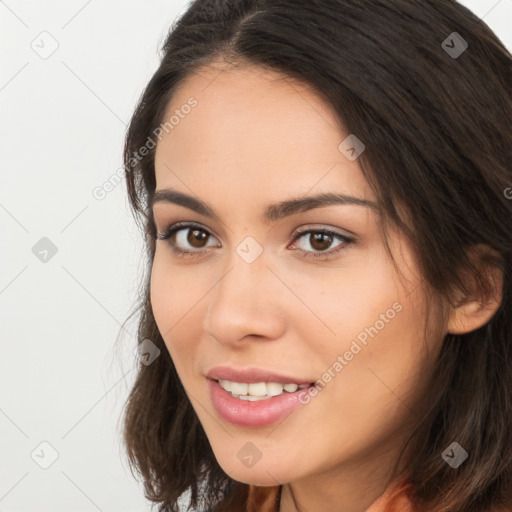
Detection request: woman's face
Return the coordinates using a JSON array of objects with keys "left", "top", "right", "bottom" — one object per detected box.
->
[{"left": 151, "top": 62, "right": 445, "bottom": 487}]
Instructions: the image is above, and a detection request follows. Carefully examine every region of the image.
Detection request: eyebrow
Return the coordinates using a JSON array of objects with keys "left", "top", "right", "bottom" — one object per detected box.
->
[{"left": 150, "top": 188, "right": 378, "bottom": 223}]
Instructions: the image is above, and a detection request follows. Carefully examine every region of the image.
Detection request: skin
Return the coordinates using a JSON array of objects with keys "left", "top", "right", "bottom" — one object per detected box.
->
[{"left": 150, "top": 60, "right": 503, "bottom": 512}]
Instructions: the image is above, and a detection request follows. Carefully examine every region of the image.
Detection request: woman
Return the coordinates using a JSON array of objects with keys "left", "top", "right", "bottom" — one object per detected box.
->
[{"left": 120, "top": 1, "right": 512, "bottom": 510}]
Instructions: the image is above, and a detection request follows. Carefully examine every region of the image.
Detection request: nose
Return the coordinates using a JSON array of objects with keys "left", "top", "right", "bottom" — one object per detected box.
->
[{"left": 204, "top": 246, "right": 287, "bottom": 347}]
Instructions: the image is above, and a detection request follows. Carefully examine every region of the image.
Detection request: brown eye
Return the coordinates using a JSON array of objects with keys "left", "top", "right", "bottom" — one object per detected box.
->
[
  {"left": 309, "top": 232, "right": 334, "bottom": 251},
  {"left": 157, "top": 222, "right": 220, "bottom": 256},
  {"left": 291, "top": 228, "right": 354, "bottom": 259},
  {"left": 187, "top": 228, "right": 209, "bottom": 248}
]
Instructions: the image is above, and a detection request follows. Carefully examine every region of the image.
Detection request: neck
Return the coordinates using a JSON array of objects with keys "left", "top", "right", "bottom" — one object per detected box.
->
[{"left": 278, "top": 437, "right": 410, "bottom": 512}]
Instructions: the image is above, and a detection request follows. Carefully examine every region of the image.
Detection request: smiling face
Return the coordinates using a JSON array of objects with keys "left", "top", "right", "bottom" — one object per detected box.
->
[{"left": 150, "top": 61, "right": 446, "bottom": 491}]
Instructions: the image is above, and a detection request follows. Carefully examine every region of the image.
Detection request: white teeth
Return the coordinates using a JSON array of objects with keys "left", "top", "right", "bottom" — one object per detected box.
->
[
  {"left": 217, "top": 380, "right": 310, "bottom": 399},
  {"left": 230, "top": 382, "right": 248, "bottom": 395},
  {"left": 267, "top": 382, "right": 285, "bottom": 396},
  {"left": 218, "top": 379, "right": 232, "bottom": 392},
  {"left": 247, "top": 382, "right": 268, "bottom": 396},
  {"left": 238, "top": 394, "right": 272, "bottom": 401}
]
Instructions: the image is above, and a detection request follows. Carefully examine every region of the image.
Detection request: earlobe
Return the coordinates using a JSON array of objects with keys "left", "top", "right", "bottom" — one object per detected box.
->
[{"left": 446, "top": 246, "right": 503, "bottom": 335}]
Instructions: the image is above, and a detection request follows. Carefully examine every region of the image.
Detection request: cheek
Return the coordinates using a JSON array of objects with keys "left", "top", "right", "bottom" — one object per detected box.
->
[
  {"left": 290, "top": 251, "right": 403, "bottom": 346},
  {"left": 149, "top": 250, "right": 205, "bottom": 373},
  {"left": 292, "top": 249, "right": 429, "bottom": 406},
  {"left": 150, "top": 250, "right": 175, "bottom": 332},
  {"left": 150, "top": 248, "right": 206, "bottom": 327},
  {"left": 319, "top": 287, "right": 431, "bottom": 440}
]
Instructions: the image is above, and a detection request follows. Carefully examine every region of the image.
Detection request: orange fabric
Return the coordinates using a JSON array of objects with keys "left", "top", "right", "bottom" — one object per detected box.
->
[{"left": 247, "top": 476, "right": 420, "bottom": 512}]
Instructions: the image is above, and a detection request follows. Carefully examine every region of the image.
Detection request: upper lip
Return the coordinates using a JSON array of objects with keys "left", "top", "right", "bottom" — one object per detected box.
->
[{"left": 206, "top": 366, "right": 314, "bottom": 385}]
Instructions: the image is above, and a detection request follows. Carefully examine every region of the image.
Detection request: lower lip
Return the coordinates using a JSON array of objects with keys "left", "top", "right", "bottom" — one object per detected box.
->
[{"left": 208, "top": 379, "right": 310, "bottom": 428}]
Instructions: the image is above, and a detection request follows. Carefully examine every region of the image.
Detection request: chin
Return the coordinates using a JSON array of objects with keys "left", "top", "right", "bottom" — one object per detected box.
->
[
  {"left": 225, "top": 466, "right": 285, "bottom": 487},
  {"left": 212, "top": 447, "right": 298, "bottom": 486}
]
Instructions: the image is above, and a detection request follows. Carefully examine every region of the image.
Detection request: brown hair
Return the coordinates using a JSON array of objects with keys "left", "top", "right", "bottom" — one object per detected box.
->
[{"left": 120, "top": 1, "right": 512, "bottom": 510}]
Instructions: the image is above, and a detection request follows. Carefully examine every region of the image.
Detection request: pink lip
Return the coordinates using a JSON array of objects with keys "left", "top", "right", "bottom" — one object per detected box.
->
[
  {"left": 207, "top": 379, "right": 311, "bottom": 427},
  {"left": 205, "top": 366, "right": 314, "bottom": 428},
  {"left": 205, "top": 366, "right": 313, "bottom": 385}
]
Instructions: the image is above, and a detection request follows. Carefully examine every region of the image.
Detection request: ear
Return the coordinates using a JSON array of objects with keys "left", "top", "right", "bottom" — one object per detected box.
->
[{"left": 446, "top": 244, "right": 503, "bottom": 335}]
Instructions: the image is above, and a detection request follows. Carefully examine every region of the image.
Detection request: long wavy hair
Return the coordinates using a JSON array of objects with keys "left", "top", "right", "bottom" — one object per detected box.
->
[{"left": 120, "top": 1, "right": 512, "bottom": 510}]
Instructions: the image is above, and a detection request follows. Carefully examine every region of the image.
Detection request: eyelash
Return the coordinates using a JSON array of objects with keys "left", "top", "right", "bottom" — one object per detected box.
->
[{"left": 156, "top": 221, "right": 355, "bottom": 260}]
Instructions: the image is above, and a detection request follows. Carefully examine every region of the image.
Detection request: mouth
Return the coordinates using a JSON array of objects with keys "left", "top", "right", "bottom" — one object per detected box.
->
[
  {"left": 207, "top": 376, "right": 316, "bottom": 427},
  {"left": 216, "top": 379, "right": 312, "bottom": 401}
]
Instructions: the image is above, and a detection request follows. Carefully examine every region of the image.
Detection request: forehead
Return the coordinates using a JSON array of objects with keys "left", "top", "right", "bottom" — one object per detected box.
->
[{"left": 154, "top": 62, "right": 374, "bottom": 206}]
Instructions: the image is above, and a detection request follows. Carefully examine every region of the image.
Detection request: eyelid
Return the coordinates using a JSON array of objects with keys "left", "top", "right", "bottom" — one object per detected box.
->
[
  {"left": 157, "top": 221, "right": 354, "bottom": 243},
  {"left": 292, "top": 224, "right": 357, "bottom": 239},
  {"left": 288, "top": 226, "right": 355, "bottom": 256},
  {"left": 156, "top": 220, "right": 219, "bottom": 240},
  {"left": 157, "top": 221, "right": 357, "bottom": 262}
]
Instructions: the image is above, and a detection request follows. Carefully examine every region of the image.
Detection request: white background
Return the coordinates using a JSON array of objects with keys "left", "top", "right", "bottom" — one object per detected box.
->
[{"left": 1, "top": 1, "right": 511, "bottom": 511}]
